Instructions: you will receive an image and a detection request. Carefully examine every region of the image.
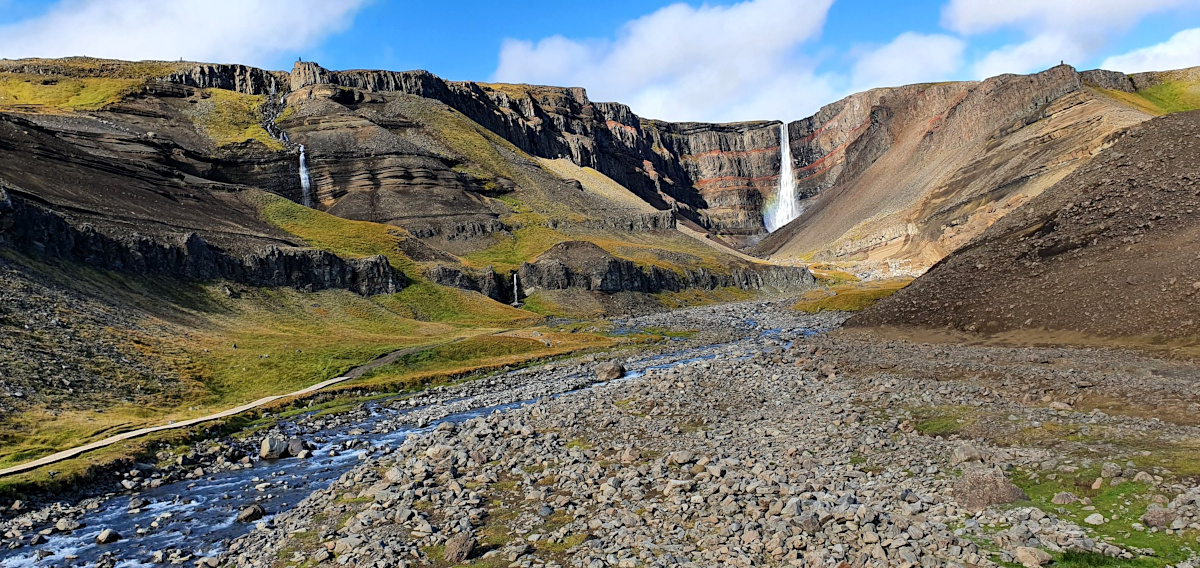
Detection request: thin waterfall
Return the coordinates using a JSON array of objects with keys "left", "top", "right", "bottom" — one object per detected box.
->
[
  {"left": 511, "top": 273, "right": 520, "bottom": 306},
  {"left": 763, "top": 122, "right": 800, "bottom": 232},
  {"left": 299, "top": 145, "right": 313, "bottom": 208}
]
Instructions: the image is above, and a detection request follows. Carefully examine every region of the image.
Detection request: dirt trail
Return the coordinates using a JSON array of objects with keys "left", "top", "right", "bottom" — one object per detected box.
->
[{"left": 0, "top": 339, "right": 465, "bottom": 478}]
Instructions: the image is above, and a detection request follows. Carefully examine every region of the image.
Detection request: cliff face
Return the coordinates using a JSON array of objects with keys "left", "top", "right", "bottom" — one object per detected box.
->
[
  {"left": 517, "top": 241, "right": 815, "bottom": 294},
  {"left": 0, "top": 195, "right": 404, "bottom": 295},
  {"left": 752, "top": 65, "right": 1155, "bottom": 271},
  {"left": 286, "top": 62, "right": 782, "bottom": 235}
]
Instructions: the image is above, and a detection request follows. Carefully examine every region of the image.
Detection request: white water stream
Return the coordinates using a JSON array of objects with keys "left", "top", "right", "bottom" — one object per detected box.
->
[
  {"left": 763, "top": 122, "right": 800, "bottom": 232},
  {"left": 298, "top": 145, "right": 313, "bottom": 208}
]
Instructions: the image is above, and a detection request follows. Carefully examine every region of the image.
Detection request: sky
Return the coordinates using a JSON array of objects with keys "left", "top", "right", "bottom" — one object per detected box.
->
[{"left": 1, "top": 0, "right": 1199, "bottom": 122}]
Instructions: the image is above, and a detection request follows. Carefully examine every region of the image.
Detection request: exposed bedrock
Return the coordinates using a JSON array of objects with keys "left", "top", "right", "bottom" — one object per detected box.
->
[
  {"left": 0, "top": 196, "right": 405, "bottom": 295},
  {"left": 516, "top": 241, "right": 815, "bottom": 294}
]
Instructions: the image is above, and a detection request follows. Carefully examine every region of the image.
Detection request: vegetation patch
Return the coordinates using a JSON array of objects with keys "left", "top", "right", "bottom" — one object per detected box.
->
[
  {"left": 1012, "top": 470, "right": 1198, "bottom": 567},
  {"left": 0, "top": 74, "right": 141, "bottom": 110},
  {"left": 791, "top": 278, "right": 911, "bottom": 313},
  {"left": 189, "top": 88, "right": 282, "bottom": 150}
]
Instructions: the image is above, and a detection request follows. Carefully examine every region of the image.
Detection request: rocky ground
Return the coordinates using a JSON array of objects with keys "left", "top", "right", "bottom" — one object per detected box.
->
[{"left": 204, "top": 301, "right": 1200, "bottom": 568}]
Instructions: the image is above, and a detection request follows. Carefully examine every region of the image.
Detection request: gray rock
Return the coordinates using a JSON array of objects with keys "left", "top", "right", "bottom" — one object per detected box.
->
[
  {"left": 443, "top": 532, "right": 475, "bottom": 563},
  {"left": 237, "top": 505, "right": 266, "bottom": 523},
  {"left": 96, "top": 528, "right": 121, "bottom": 544}
]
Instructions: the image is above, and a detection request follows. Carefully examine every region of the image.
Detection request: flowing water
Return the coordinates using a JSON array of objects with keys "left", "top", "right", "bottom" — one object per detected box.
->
[
  {"left": 298, "top": 145, "right": 313, "bottom": 208},
  {"left": 0, "top": 322, "right": 823, "bottom": 567},
  {"left": 763, "top": 123, "right": 800, "bottom": 233}
]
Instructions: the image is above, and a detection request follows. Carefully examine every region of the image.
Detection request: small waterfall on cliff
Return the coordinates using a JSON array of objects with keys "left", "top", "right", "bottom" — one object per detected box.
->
[
  {"left": 763, "top": 123, "right": 800, "bottom": 232},
  {"left": 511, "top": 273, "right": 520, "bottom": 306},
  {"left": 299, "top": 145, "right": 313, "bottom": 208}
]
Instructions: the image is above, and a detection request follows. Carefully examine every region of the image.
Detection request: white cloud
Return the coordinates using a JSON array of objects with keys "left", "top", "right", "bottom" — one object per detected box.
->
[
  {"left": 493, "top": 0, "right": 837, "bottom": 122},
  {"left": 942, "top": 0, "right": 1190, "bottom": 36},
  {"left": 942, "top": 0, "right": 1193, "bottom": 78},
  {"left": 0, "top": 0, "right": 368, "bottom": 67},
  {"left": 850, "top": 32, "right": 966, "bottom": 91},
  {"left": 971, "top": 33, "right": 1085, "bottom": 78},
  {"left": 1102, "top": 28, "right": 1200, "bottom": 73}
]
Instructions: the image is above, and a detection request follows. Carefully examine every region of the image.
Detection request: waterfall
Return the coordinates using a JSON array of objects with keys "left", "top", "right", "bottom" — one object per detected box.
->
[
  {"left": 763, "top": 122, "right": 800, "bottom": 232},
  {"left": 299, "top": 145, "right": 313, "bottom": 208},
  {"left": 511, "top": 273, "right": 520, "bottom": 306}
]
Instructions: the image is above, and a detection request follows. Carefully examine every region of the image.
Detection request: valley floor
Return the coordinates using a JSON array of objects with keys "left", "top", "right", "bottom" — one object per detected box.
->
[{"left": 4, "top": 301, "right": 1200, "bottom": 567}]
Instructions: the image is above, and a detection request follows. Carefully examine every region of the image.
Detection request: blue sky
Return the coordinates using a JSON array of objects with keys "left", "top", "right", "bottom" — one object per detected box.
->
[{"left": 1, "top": 0, "right": 1199, "bottom": 121}]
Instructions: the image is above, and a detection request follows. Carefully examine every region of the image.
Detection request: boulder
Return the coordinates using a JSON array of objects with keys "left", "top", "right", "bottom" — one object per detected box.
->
[
  {"left": 96, "top": 528, "right": 121, "bottom": 544},
  {"left": 286, "top": 437, "right": 312, "bottom": 457},
  {"left": 54, "top": 519, "right": 82, "bottom": 532},
  {"left": 595, "top": 362, "right": 626, "bottom": 381},
  {"left": 237, "top": 504, "right": 266, "bottom": 523},
  {"left": 260, "top": 436, "right": 289, "bottom": 459},
  {"left": 443, "top": 532, "right": 476, "bottom": 563},
  {"left": 1051, "top": 492, "right": 1078, "bottom": 505},
  {"left": 952, "top": 444, "right": 983, "bottom": 464},
  {"left": 1015, "top": 547, "right": 1052, "bottom": 567},
  {"left": 1141, "top": 504, "right": 1177, "bottom": 528},
  {"left": 952, "top": 467, "right": 1029, "bottom": 512}
]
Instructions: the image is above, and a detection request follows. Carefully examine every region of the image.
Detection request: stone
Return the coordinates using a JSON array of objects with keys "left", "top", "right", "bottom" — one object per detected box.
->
[
  {"left": 1015, "top": 547, "right": 1052, "bottom": 567},
  {"left": 286, "top": 438, "right": 311, "bottom": 457},
  {"left": 1051, "top": 492, "right": 1078, "bottom": 505},
  {"left": 237, "top": 504, "right": 266, "bottom": 523},
  {"left": 595, "top": 362, "right": 626, "bottom": 381},
  {"left": 1084, "top": 513, "right": 1105, "bottom": 525},
  {"left": 443, "top": 532, "right": 476, "bottom": 563},
  {"left": 952, "top": 444, "right": 983, "bottom": 464},
  {"left": 952, "top": 467, "right": 1029, "bottom": 512},
  {"left": 259, "top": 436, "right": 289, "bottom": 459},
  {"left": 55, "top": 519, "right": 81, "bottom": 532},
  {"left": 1141, "top": 504, "right": 1177, "bottom": 528},
  {"left": 96, "top": 528, "right": 121, "bottom": 544}
]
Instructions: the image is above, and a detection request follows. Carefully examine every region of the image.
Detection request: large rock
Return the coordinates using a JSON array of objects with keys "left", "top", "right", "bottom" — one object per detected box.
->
[
  {"left": 594, "top": 362, "right": 626, "bottom": 381},
  {"left": 1141, "top": 504, "right": 1177, "bottom": 528},
  {"left": 237, "top": 504, "right": 266, "bottom": 523},
  {"left": 95, "top": 528, "right": 120, "bottom": 544},
  {"left": 1015, "top": 547, "right": 1052, "bottom": 567},
  {"left": 286, "top": 438, "right": 312, "bottom": 457},
  {"left": 952, "top": 467, "right": 1029, "bottom": 512},
  {"left": 442, "top": 532, "right": 476, "bottom": 563},
  {"left": 259, "top": 436, "right": 289, "bottom": 460}
]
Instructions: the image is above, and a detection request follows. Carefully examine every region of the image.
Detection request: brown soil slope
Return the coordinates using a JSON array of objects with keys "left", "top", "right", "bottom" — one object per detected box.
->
[{"left": 850, "top": 111, "right": 1200, "bottom": 340}]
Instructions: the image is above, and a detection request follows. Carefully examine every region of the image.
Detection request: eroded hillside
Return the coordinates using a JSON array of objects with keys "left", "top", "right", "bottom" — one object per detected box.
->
[{"left": 850, "top": 110, "right": 1200, "bottom": 345}]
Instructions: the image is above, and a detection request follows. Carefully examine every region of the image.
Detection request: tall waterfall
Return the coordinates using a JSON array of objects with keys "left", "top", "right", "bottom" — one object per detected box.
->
[
  {"left": 511, "top": 273, "right": 520, "bottom": 306},
  {"left": 299, "top": 145, "right": 313, "bottom": 208},
  {"left": 763, "top": 123, "right": 800, "bottom": 232}
]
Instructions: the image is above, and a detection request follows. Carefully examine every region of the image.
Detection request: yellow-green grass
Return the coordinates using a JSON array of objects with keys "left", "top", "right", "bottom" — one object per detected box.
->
[
  {"left": 1012, "top": 470, "right": 1197, "bottom": 567},
  {"left": 807, "top": 263, "right": 860, "bottom": 285},
  {"left": 250, "top": 190, "right": 420, "bottom": 274},
  {"left": 0, "top": 57, "right": 185, "bottom": 80},
  {"left": 190, "top": 89, "right": 282, "bottom": 150},
  {"left": 250, "top": 190, "right": 537, "bottom": 328},
  {"left": 1094, "top": 79, "right": 1200, "bottom": 116},
  {"left": 397, "top": 94, "right": 525, "bottom": 187},
  {"left": 791, "top": 278, "right": 912, "bottom": 313},
  {"left": 461, "top": 224, "right": 568, "bottom": 273},
  {"left": 0, "top": 74, "right": 141, "bottom": 110},
  {"left": 346, "top": 331, "right": 614, "bottom": 394}
]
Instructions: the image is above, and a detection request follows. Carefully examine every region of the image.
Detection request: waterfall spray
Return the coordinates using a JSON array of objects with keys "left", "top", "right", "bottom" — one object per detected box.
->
[
  {"left": 299, "top": 145, "right": 313, "bottom": 208},
  {"left": 763, "top": 123, "right": 800, "bottom": 232}
]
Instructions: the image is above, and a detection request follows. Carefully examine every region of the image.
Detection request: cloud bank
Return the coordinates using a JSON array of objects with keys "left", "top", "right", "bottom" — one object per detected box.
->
[
  {"left": 0, "top": 0, "right": 368, "bottom": 67},
  {"left": 942, "top": 0, "right": 1194, "bottom": 77},
  {"left": 1103, "top": 28, "right": 1200, "bottom": 73},
  {"left": 494, "top": 0, "right": 974, "bottom": 122}
]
